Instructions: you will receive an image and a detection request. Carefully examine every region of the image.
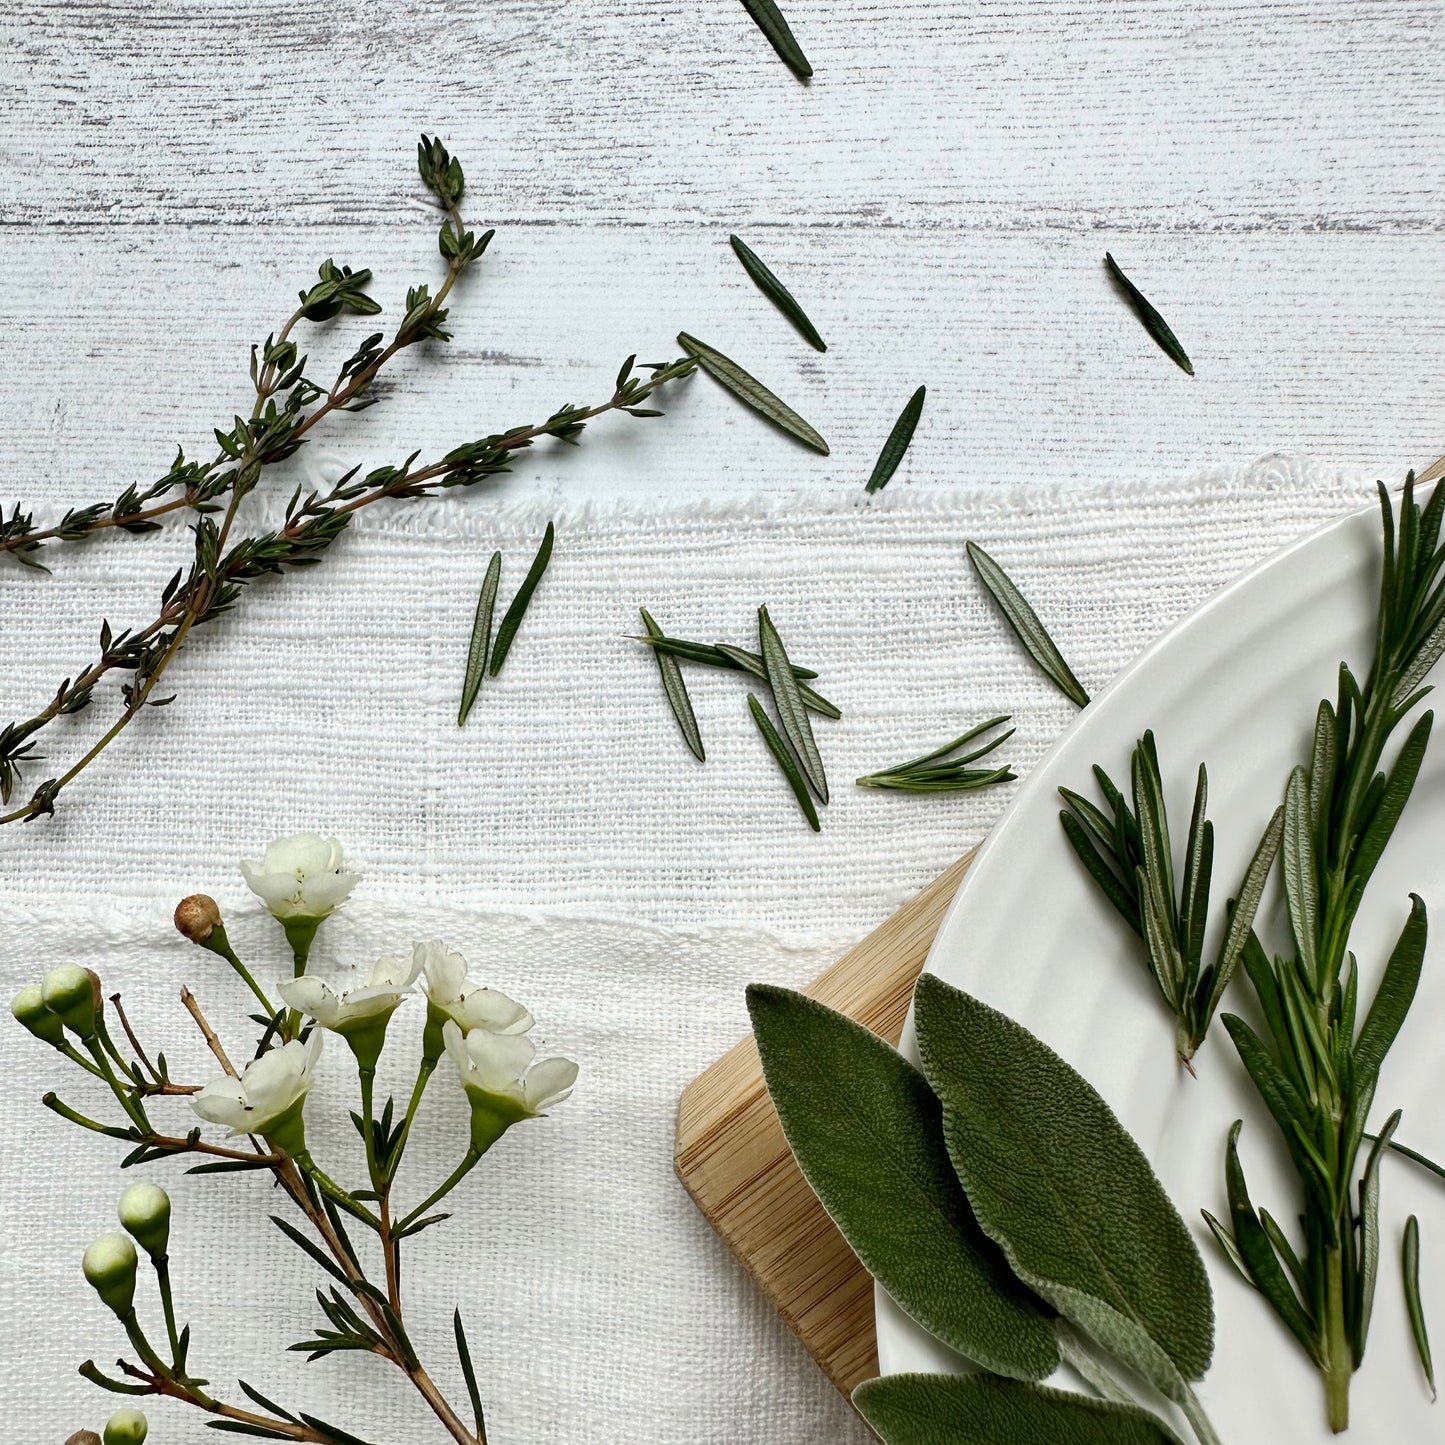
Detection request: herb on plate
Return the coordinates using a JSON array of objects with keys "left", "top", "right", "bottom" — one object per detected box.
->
[
  {"left": 729, "top": 235, "right": 827, "bottom": 351},
  {"left": 1105, "top": 253, "right": 1194, "bottom": 376},
  {"left": 735, "top": 0, "right": 813, "bottom": 79},
  {"left": 864, "top": 386, "right": 926, "bottom": 494},
  {"left": 676, "top": 331, "right": 829, "bottom": 454},
  {"left": 966, "top": 540, "right": 1090, "bottom": 707},
  {"left": 857, "top": 715, "right": 1015, "bottom": 793}
]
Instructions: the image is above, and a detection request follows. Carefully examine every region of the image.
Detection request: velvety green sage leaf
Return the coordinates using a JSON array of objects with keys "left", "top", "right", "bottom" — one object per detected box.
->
[
  {"left": 1403, "top": 1216, "right": 1437, "bottom": 1399},
  {"left": 747, "top": 694, "right": 820, "bottom": 831},
  {"left": 758, "top": 605, "right": 828, "bottom": 802},
  {"left": 1104, "top": 253, "right": 1194, "bottom": 376},
  {"left": 865, "top": 386, "right": 926, "bottom": 494},
  {"left": 966, "top": 541, "right": 1089, "bottom": 708},
  {"left": 913, "top": 974, "right": 1214, "bottom": 1399},
  {"left": 489, "top": 521, "right": 554, "bottom": 676},
  {"left": 641, "top": 608, "right": 703, "bottom": 761},
  {"left": 747, "top": 985, "right": 1058, "bottom": 1378},
  {"left": 677, "top": 331, "right": 829, "bottom": 454},
  {"left": 729, "top": 235, "right": 826, "bottom": 351},
  {"left": 852, "top": 1372, "right": 1177, "bottom": 1445},
  {"left": 736, "top": 0, "right": 813, "bottom": 79},
  {"left": 457, "top": 550, "right": 501, "bottom": 726}
]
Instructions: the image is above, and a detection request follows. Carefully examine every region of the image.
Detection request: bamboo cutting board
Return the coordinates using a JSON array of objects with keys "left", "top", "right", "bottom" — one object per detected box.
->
[{"left": 673, "top": 850, "right": 974, "bottom": 1400}]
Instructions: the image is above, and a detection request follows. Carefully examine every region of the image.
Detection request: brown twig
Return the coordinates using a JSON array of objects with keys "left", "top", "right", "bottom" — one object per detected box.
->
[{"left": 180, "top": 986, "right": 238, "bottom": 1078}]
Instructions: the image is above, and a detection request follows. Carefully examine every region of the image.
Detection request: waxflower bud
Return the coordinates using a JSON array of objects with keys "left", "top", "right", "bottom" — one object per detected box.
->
[
  {"left": 117, "top": 1183, "right": 170, "bottom": 1259},
  {"left": 173, "top": 893, "right": 222, "bottom": 945},
  {"left": 103, "top": 1411, "right": 149, "bottom": 1445},
  {"left": 42, "top": 964, "right": 101, "bottom": 1038},
  {"left": 10, "top": 984, "right": 64, "bottom": 1046},
  {"left": 64, "top": 1432, "right": 102, "bottom": 1445},
  {"left": 83, "top": 1232, "right": 137, "bottom": 1317}
]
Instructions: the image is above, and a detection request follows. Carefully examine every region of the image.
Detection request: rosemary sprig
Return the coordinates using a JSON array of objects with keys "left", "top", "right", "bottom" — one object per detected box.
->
[
  {"left": 758, "top": 605, "right": 827, "bottom": 802},
  {"left": 676, "top": 331, "right": 829, "bottom": 454},
  {"left": 457, "top": 551, "right": 501, "bottom": 726},
  {"left": 967, "top": 540, "right": 1090, "bottom": 707},
  {"left": 729, "top": 235, "right": 826, "bottom": 351},
  {"left": 488, "top": 522, "right": 555, "bottom": 678},
  {"left": 1105, "top": 253, "right": 1194, "bottom": 377},
  {"left": 857, "top": 715, "right": 1015, "bottom": 793},
  {"left": 736, "top": 0, "right": 813, "bottom": 79},
  {"left": 641, "top": 608, "right": 704, "bottom": 761},
  {"left": 1404, "top": 1216, "right": 1436, "bottom": 1399},
  {"left": 864, "top": 386, "right": 926, "bottom": 494},
  {"left": 748, "top": 693, "right": 820, "bottom": 830}
]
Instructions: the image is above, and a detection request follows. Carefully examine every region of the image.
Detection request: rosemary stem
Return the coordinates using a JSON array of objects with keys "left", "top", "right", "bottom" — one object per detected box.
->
[{"left": 1323, "top": 1242, "right": 1351, "bottom": 1432}]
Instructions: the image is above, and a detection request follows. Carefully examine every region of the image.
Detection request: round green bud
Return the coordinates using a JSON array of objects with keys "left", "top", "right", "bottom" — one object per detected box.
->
[
  {"left": 82, "top": 1232, "right": 137, "bottom": 1317},
  {"left": 10, "top": 984, "right": 64, "bottom": 1046},
  {"left": 117, "top": 1182, "right": 170, "bottom": 1258},
  {"left": 41, "top": 964, "right": 100, "bottom": 1038},
  {"left": 103, "top": 1410, "right": 149, "bottom": 1445}
]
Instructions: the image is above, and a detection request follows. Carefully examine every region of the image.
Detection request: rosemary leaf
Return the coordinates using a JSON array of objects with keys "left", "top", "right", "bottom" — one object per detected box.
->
[
  {"left": 711, "top": 641, "right": 818, "bottom": 682},
  {"left": 857, "top": 716, "right": 1016, "bottom": 793},
  {"left": 630, "top": 634, "right": 841, "bottom": 717},
  {"left": 457, "top": 550, "right": 501, "bottom": 726},
  {"left": 677, "top": 332, "right": 829, "bottom": 455},
  {"left": 966, "top": 541, "right": 1090, "bottom": 707},
  {"left": 865, "top": 385, "right": 926, "bottom": 494},
  {"left": 758, "top": 605, "right": 828, "bottom": 802},
  {"left": 736, "top": 0, "right": 813, "bottom": 79},
  {"left": 1404, "top": 1216, "right": 1437, "bottom": 1399},
  {"left": 747, "top": 693, "right": 820, "bottom": 831},
  {"left": 1104, "top": 253, "right": 1194, "bottom": 376},
  {"left": 641, "top": 608, "right": 704, "bottom": 761},
  {"left": 729, "top": 235, "right": 827, "bottom": 351},
  {"left": 1384, "top": 1136, "right": 1445, "bottom": 1184},
  {"left": 489, "top": 521, "right": 554, "bottom": 677}
]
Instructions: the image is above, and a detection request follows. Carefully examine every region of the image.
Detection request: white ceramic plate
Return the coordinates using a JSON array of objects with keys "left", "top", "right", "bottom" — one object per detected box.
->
[{"left": 875, "top": 500, "right": 1445, "bottom": 1443}]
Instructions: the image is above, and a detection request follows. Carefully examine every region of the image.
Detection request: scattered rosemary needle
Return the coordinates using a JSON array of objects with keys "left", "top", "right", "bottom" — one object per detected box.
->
[
  {"left": 966, "top": 540, "right": 1090, "bottom": 707},
  {"left": 864, "top": 385, "right": 926, "bottom": 494},
  {"left": 458, "top": 550, "right": 502, "bottom": 726},
  {"left": 729, "top": 235, "right": 827, "bottom": 351},
  {"left": 489, "top": 521, "right": 554, "bottom": 677},
  {"left": 758, "top": 605, "right": 828, "bottom": 802},
  {"left": 748, "top": 693, "right": 820, "bottom": 831},
  {"left": 736, "top": 0, "right": 813, "bottom": 79},
  {"left": 630, "top": 633, "right": 841, "bottom": 717},
  {"left": 677, "top": 331, "right": 829, "bottom": 455},
  {"left": 640, "top": 608, "right": 704, "bottom": 761},
  {"left": 857, "top": 715, "right": 1015, "bottom": 793},
  {"left": 1404, "top": 1216, "right": 1437, "bottom": 1400},
  {"left": 1104, "top": 253, "right": 1194, "bottom": 376}
]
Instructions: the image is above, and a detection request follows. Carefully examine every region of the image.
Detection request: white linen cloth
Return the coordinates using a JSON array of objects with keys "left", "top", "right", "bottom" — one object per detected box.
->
[{"left": 0, "top": 455, "right": 1391, "bottom": 1442}]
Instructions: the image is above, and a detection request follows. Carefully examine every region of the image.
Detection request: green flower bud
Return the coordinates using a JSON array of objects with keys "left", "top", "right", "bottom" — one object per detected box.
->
[
  {"left": 42, "top": 964, "right": 101, "bottom": 1038},
  {"left": 82, "top": 1232, "right": 137, "bottom": 1317},
  {"left": 103, "top": 1410, "right": 149, "bottom": 1445},
  {"left": 117, "top": 1183, "right": 170, "bottom": 1258},
  {"left": 10, "top": 984, "right": 64, "bottom": 1046}
]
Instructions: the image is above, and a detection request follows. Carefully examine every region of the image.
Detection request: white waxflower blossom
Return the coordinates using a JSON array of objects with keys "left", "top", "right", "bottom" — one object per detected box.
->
[
  {"left": 241, "top": 834, "right": 358, "bottom": 924},
  {"left": 443, "top": 1018, "right": 577, "bottom": 1125},
  {"left": 417, "top": 940, "right": 533, "bottom": 1035},
  {"left": 279, "top": 949, "right": 424, "bottom": 1036},
  {"left": 192, "top": 1031, "right": 323, "bottom": 1149}
]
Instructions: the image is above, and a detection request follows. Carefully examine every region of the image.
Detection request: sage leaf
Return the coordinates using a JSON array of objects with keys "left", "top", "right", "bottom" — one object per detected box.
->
[
  {"left": 1404, "top": 1216, "right": 1437, "bottom": 1399},
  {"left": 677, "top": 332, "right": 829, "bottom": 455},
  {"left": 1104, "top": 253, "right": 1194, "bottom": 376},
  {"left": 758, "top": 605, "right": 828, "bottom": 802},
  {"left": 457, "top": 550, "right": 501, "bottom": 726},
  {"left": 913, "top": 974, "right": 1214, "bottom": 1401},
  {"left": 736, "top": 0, "right": 813, "bottom": 79},
  {"left": 489, "top": 521, "right": 554, "bottom": 677},
  {"left": 747, "top": 694, "right": 820, "bottom": 831},
  {"left": 865, "top": 386, "right": 926, "bottom": 493},
  {"left": 641, "top": 608, "right": 703, "bottom": 761},
  {"left": 729, "top": 235, "right": 826, "bottom": 351},
  {"left": 747, "top": 986, "right": 1058, "bottom": 1379},
  {"left": 852, "top": 1372, "right": 1178, "bottom": 1445},
  {"left": 966, "top": 541, "right": 1089, "bottom": 707}
]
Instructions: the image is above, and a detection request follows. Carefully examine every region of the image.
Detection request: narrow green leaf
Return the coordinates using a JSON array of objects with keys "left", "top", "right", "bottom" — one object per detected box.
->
[
  {"left": 853, "top": 1372, "right": 1177, "bottom": 1445},
  {"left": 454, "top": 1310, "right": 487, "bottom": 1441},
  {"left": 1353, "top": 894, "right": 1428, "bottom": 1092},
  {"left": 1104, "top": 253, "right": 1194, "bottom": 376},
  {"left": 966, "top": 541, "right": 1089, "bottom": 707},
  {"left": 1383, "top": 1136, "right": 1445, "bottom": 1184},
  {"left": 710, "top": 640, "right": 818, "bottom": 681},
  {"left": 677, "top": 331, "right": 829, "bottom": 454},
  {"left": 729, "top": 234, "right": 826, "bottom": 350},
  {"left": 1345, "top": 712, "right": 1433, "bottom": 914},
  {"left": 238, "top": 1380, "right": 300, "bottom": 1424},
  {"left": 632, "top": 634, "right": 839, "bottom": 715},
  {"left": 1356, "top": 1109, "right": 1402, "bottom": 1362},
  {"left": 1404, "top": 1216, "right": 1437, "bottom": 1399},
  {"left": 858, "top": 717, "right": 1015, "bottom": 793},
  {"left": 489, "top": 521, "right": 554, "bottom": 676},
  {"left": 747, "top": 693, "right": 820, "bottom": 831},
  {"left": 641, "top": 608, "right": 704, "bottom": 761},
  {"left": 1060, "top": 810, "right": 1142, "bottom": 933},
  {"left": 205, "top": 1424, "right": 293, "bottom": 1440},
  {"left": 1200, "top": 1209, "right": 1251, "bottom": 1283},
  {"left": 747, "top": 985, "right": 1059, "bottom": 1379},
  {"left": 865, "top": 386, "right": 926, "bottom": 494},
  {"left": 1202, "top": 806, "right": 1284, "bottom": 1024},
  {"left": 1220, "top": 1014, "right": 1313, "bottom": 1139},
  {"left": 1280, "top": 767, "right": 1320, "bottom": 988},
  {"left": 735, "top": 0, "right": 813, "bottom": 79},
  {"left": 913, "top": 975, "right": 1214, "bottom": 1396},
  {"left": 758, "top": 605, "right": 828, "bottom": 802},
  {"left": 458, "top": 550, "right": 501, "bottom": 725}
]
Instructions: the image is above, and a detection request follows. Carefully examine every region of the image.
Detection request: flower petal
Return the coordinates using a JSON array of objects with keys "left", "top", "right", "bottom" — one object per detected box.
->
[
  {"left": 463, "top": 1029, "right": 536, "bottom": 1093},
  {"left": 524, "top": 1056, "right": 579, "bottom": 1112},
  {"left": 456, "top": 987, "right": 533, "bottom": 1035}
]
